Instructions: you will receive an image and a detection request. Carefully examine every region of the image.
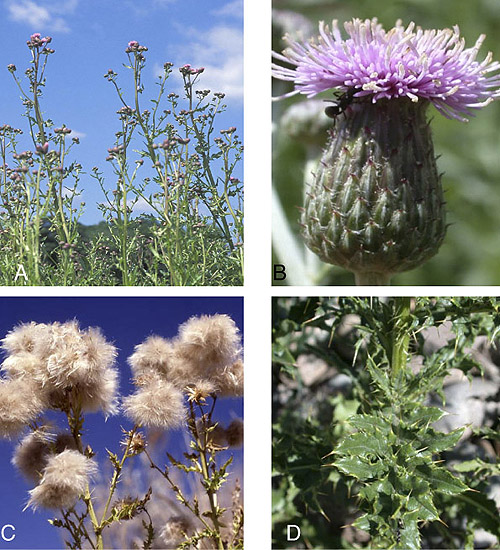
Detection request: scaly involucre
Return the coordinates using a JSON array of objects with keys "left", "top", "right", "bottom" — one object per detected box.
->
[
  {"left": 122, "top": 380, "right": 185, "bottom": 429},
  {"left": 27, "top": 450, "right": 97, "bottom": 510},
  {"left": 272, "top": 18, "right": 500, "bottom": 120}
]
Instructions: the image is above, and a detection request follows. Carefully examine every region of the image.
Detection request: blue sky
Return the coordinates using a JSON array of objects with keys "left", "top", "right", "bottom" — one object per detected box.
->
[
  {"left": 0, "top": 0, "right": 243, "bottom": 224},
  {"left": 0, "top": 296, "right": 243, "bottom": 549}
]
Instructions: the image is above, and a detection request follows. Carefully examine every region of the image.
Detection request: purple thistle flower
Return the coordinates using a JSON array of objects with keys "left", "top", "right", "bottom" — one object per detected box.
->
[{"left": 272, "top": 18, "right": 500, "bottom": 121}]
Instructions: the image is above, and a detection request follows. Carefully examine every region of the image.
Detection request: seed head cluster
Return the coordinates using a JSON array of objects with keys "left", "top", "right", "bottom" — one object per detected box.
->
[
  {"left": 123, "top": 314, "right": 243, "bottom": 428},
  {"left": 0, "top": 320, "right": 119, "bottom": 438}
]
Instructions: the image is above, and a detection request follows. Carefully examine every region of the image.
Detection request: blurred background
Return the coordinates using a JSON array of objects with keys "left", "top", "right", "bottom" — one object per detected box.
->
[{"left": 272, "top": 0, "right": 500, "bottom": 285}]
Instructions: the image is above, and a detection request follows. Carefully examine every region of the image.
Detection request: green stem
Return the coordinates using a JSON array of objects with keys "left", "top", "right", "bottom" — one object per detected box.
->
[
  {"left": 354, "top": 271, "right": 392, "bottom": 285},
  {"left": 391, "top": 297, "right": 412, "bottom": 380}
]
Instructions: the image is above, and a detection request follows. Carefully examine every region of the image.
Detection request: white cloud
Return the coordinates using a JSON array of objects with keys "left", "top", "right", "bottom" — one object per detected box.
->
[
  {"left": 211, "top": 0, "right": 242, "bottom": 18},
  {"left": 169, "top": 25, "right": 243, "bottom": 102},
  {"left": 5, "top": 0, "right": 78, "bottom": 33}
]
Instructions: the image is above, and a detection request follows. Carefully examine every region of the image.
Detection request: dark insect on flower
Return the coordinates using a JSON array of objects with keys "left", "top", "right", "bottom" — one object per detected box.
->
[{"left": 324, "top": 88, "right": 356, "bottom": 119}]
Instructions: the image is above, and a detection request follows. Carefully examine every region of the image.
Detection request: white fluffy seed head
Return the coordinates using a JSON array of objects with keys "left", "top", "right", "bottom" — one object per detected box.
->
[
  {"left": 0, "top": 377, "right": 47, "bottom": 438},
  {"left": 213, "top": 359, "right": 244, "bottom": 397},
  {"left": 128, "top": 335, "right": 175, "bottom": 379},
  {"left": 1, "top": 322, "right": 50, "bottom": 356},
  {"left": 46, "top": 322, "right": 117, "bottom": 389},
  {"left": 1, "top": 352, "right": 46, "bottom": 382},
  {"left": 27, "top": 450, "right": 97, "bottom": 510},
  {"left": 122, "top": 380, "right": 185, "bottom": 429},
  {"left": 173, "top": 314, "right": 241, "bottom": 380}
]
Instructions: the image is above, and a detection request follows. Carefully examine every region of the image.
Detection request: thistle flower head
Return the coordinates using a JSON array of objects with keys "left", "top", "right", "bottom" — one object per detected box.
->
[
  {"left": 122, "top": 380, "right": 185, "bottom": 429},
  {"left": 272, "top": 18, "right": 500, "bottom": 121},
  {"left": 27, "top": 450, "right": 97, "bottom": 510},
  {"left": 175, "top": 314, "right": 241, "bottom": 374},
  {"left": 0, "top": 378, "right": 47, "bottom": 438}
]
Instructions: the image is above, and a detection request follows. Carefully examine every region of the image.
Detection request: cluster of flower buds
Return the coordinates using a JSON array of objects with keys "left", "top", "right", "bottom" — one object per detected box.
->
[
  {"left": 220, "top": 127, "right": 237, "bottom": 135},
  {"left": 0, "top": 124, "right": 22, "bottom": 136},
  {"left": 35, "top": 142, "right": 49, "bottom": 155},
  {"left": 27, "top": 33, "right": 52, "bottom": 49},
  {"left": 54, "top": 127, "right": 72, "bottom": 135},
  {"left": 179, "top": 64, "right": 205, "bottom": 76},
  {"left": 106, "top": 144, "right": 125, "bottom": 160},
  {"left": 125, "top": 40, "right": 148, "bottom": 53}
]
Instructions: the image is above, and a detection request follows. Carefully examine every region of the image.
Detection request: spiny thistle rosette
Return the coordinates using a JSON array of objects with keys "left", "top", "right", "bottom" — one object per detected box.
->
[{"left": 272, "top": 18, "right": 500, "bottom": 285}]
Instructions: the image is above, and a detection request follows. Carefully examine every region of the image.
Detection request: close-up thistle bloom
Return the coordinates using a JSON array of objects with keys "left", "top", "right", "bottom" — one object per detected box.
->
[{"left": 272, "top": 18, "right": 500, "bottom": 285}]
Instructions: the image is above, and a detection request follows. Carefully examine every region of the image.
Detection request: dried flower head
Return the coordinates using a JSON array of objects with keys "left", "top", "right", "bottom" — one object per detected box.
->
[
  {"left": 1, "top": 322, "right": 49, "bottom": 356},
  {"left": 12, "top": 429, "right": 53, "bottom": 481},
  {"left": 1, "top": 351, "right": 45, "bottom": 381},
  {"left": 174, "top": 314, "right": 241, "bottom": 376},
  {"left": 122, "top": 380, "right": 185, "bottom": 429},
  {"left": 0, "top": 378, "right": 47, "bottom": 438},
  {"left": 214, "top": 359, "right": 244, "bottom": 397},
  {"left": 128, "top": 335, "right": 175, "bottom": 379},
  {"left": 272, "top": 18, "right": 500, "bottom": 121},
  {"left": 122, "top": 429, "right": 147, "bottom": 455},
  {"left": 185, "top": 379, "right": 216, "bottom": 402},
  {"left": 27, "top": 450, "right": 97, "bottom": 510},
  {"left": 225, "top": 419, "right": 243, "bottom": 448}
]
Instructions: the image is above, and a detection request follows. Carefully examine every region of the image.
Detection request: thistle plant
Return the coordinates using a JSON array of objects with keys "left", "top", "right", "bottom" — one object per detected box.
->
[
  {"left": 272, "top": 18, "right": 500, "bottom": 285},
  {"left": 93, "top": 40, "right": 243, "bottom": 286},
  {"left": 1, "top": 34, "right": 84, "bottom": 285},
  {"left": 273, "top": 297, "right": 500, "bottom": 549},
  {"left": 0, "top": 35, "right": 243, "bottom": 286},
  {"left": 0, "top": 314, "right": 243, "bottom": 549}
]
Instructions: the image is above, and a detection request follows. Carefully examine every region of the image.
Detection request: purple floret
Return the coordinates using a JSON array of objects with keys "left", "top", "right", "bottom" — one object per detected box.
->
[{"left": 272, "top": 18, "right": 500, "bottom": 121}]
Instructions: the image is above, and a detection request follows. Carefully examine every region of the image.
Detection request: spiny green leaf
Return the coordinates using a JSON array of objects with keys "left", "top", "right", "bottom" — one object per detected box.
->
[
  {"left": 348, "top": 413, "right": 391, "bottom": 435},
  {"left": 421, "top": 427, "right": 464, "bottom": 454},
  {"left": 399, "top": 511, "right": 420, "bottom": 550},
  {"left": 336, "top": 431, "right": 389, "bottom": 458},
  {"left": 334, "top": 456, "right": 386, "bottom": 481},
  {"left": 416, "top": 464, "right": 468, "bottom": 495},
  {"left": 406, "top": 406, "right": 446, "bottom": 427},
  {"left": 408, "top": 493, "right": 440, "bottom": 522}
]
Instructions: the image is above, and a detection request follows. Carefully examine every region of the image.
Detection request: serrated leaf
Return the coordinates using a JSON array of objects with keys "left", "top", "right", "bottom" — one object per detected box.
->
[
  {"left": 416, "top": 465, "right": 468, "bottom": 495},
  {"left": 422, "top": 428, "right": 464, "bottom": 454},
  {"left": 348, "top": 413, "right": 391, "bottom": 435},
  {"left": 408, "top": 493, "right": 439, "bottom": 522},
  {"left": 399, "top": 511, "right": 420, "bottom": 550},
  {"left": 336, "top": 432, "right": 389, "bottom": 458},
  {"left": 335, "top": 456, "right": 385, "bottom": 481},
  {"left": 359, "top": 478, "right": 393, "bottom": 501},
  {"left": 352, "top": 513, "right": 370, "bottom": 531},
  {"left": 406, "top": 406, "right": 446, "bottom": 427}
]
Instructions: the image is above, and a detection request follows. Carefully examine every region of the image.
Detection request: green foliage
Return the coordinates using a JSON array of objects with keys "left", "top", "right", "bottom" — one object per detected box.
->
[{"left": 272, "top": 297, "right": 500, "bottom": 548}]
